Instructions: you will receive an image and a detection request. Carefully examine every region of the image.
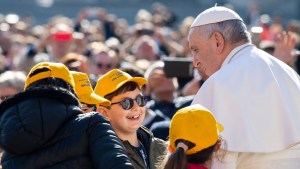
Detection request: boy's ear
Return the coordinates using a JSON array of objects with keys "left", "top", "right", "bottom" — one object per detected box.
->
[
  {"left": 97, "top": 106, "right": 110, "bottom": 120},
  {"left": 213, "top": 139, "right": 222, "bottom": 152}
]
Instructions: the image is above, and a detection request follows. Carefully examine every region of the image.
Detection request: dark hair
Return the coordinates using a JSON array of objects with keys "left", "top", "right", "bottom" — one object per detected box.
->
[
  {"left": 104, "top": 81, "right": 140, "bottom": 101},
  {"left": 164, "top": 139, "right": 218, "bottom": 169}
]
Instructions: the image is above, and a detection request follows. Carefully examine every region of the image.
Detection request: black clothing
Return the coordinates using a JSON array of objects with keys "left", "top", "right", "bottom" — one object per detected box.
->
[
  {"left": 143, "top": 109, "right": 169, "bottom": 129},
  {"left": 150, "top": 120, "right": 170, "bottom": 141},
  {"left": 147, "top": 95, "right": 194, "bottom": 119},
  {"left": 146, "top": 95, "right": 194, "bottom": 140}
]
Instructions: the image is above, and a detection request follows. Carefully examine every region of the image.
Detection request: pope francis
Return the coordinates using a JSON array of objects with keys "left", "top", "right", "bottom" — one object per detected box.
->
[{"left": 189, "top": 6, "right": 300, "bottom": 169}]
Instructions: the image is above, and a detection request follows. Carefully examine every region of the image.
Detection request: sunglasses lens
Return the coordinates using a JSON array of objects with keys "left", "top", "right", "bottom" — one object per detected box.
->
[
  {"left": 111, "top": 95, "right": 147, "bottom": 110},
  {"left": 120, "top": 98, "right": 134, "bottom": 110},
  {"left": 136, "top": 96, "right": 147, "bottom": 107}
]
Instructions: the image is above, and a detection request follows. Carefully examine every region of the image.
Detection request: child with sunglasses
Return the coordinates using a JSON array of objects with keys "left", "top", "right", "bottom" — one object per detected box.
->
[{"left": 94, "top": 69, "right": 166, "bottom": 169}]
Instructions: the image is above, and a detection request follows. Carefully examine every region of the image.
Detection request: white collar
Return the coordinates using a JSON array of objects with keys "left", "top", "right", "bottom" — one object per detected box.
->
[{"left": 221, "top": 43, "right": 253, "bottom": 68}]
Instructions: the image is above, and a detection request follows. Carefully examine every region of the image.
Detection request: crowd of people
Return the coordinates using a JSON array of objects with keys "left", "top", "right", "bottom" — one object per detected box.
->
[{"left": 0, "top": 2, "right": 300, "bottom": 169}]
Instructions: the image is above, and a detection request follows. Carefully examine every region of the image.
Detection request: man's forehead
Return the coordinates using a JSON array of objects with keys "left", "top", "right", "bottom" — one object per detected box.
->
[
  {"left": 187, "top": 27, "right": 200, "bottom": 43},
  {"left": 187, "top": 28, "right": 196, "bottom": 41}
]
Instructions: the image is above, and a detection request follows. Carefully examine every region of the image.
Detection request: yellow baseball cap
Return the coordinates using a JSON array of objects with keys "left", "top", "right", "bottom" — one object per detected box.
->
[
  {"left": 71, "top": 71, "right": 111, "bottom": 107},
  {"left": 94, "top": 69, "right": 147, "bottom": 97},
  {"left": 24, "top": 62, "right": 75, "bottom": 89},
  {"left": 169, "top": 104, "right": 224, "bottom": 155}
]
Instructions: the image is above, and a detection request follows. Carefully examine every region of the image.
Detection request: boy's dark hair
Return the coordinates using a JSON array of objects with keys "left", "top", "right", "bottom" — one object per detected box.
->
[{"left": 104, "top": 81, "right": 139, "bottom": 101}]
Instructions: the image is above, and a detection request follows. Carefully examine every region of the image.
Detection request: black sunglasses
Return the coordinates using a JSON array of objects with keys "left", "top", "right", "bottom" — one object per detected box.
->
[{"left": 110, "top": 95, "right": 147, "bottom": 110}]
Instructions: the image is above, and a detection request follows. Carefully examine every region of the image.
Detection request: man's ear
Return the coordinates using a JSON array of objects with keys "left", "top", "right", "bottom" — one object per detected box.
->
[
  {"left": 97, "top": 106, "right": 110, "bottom": 120},
  {"left": 213, "top": 138, "right": 222, "bottom": 152},
  {"left": 213, "top": 32, "right": 225, "bottom": 54}
]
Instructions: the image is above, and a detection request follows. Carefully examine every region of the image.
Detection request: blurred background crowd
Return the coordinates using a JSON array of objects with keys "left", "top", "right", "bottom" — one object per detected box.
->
[{"left": 0, "top": 0, "right": 299, "bottom": 140}]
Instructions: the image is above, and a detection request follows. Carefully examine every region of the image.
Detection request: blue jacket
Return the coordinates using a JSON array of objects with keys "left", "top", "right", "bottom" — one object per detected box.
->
[{"left": 0, "top": 86, "right": 134, "bottom": 169}]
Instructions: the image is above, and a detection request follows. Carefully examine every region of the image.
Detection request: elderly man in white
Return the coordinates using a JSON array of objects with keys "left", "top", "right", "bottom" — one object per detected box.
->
[{"left": 189, "top": 6, "right": 300, "bottom": 169}]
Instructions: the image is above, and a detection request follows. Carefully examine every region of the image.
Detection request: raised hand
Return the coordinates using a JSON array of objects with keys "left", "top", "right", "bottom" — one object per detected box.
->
[{"left": 273, "top": 31, "right": 299, "bottom": 64}]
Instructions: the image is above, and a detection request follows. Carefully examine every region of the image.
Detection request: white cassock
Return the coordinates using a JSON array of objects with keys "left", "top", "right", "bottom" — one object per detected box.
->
[{"left": 192, "top": 43, "right": 300, "bottom": 153}]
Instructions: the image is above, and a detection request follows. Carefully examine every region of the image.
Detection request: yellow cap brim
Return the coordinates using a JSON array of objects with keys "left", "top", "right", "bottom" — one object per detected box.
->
[{"left": 79, "top": 93, "right": 111, "bottom": 107}]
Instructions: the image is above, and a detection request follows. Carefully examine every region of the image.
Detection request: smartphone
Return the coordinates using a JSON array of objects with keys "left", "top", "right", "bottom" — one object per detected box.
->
[{"left": 163, "top": 57, "right": 194, "bottom": 78}]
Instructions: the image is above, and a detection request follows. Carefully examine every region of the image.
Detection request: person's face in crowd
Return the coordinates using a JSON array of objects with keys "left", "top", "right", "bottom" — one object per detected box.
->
[
  {"left": 188, "top": 27, "right": 222, "bottom": 77},
  {"left": 0, "top": 86, "right": 18, "bottom": 103},
  {"left": 149, "top": 69, "right": 176, "bottom": 102},
  {"left": 135, "top": 41, "right": 157, "bottom": 61},
  {"left": 50, "top": 32, "right": 73, "bottom": 61},
  {"left": 94, "top": 52, "right": 113, "bottom": 75},
  {"left": 105, "top": 88, "right": 146, "bottom": 137}
]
